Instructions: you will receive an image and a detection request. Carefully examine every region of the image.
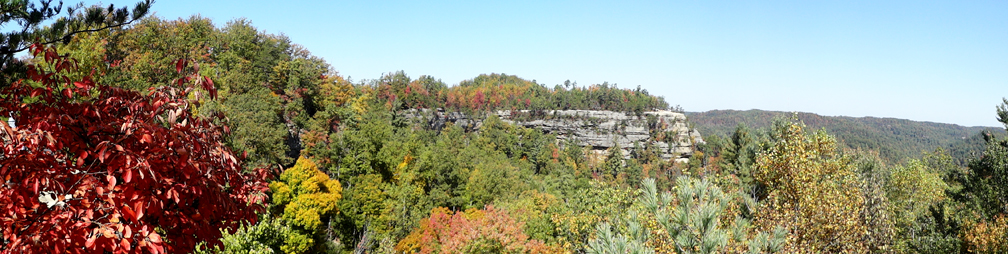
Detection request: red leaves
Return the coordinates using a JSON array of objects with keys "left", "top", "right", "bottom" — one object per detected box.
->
[
  {"left": 84, "top": 235, "right": 96, "bottom": 249},
  {"left": 172, "top": 58, "right": 218, "bottom": 101},
  {"left": 202, "top": 76, "right": 217, "bottom": 99},
  {"left": 1, "top": 45, "right": 266, "bottom": 253},
  {"left": 97, "top": 142, "right": 109, "bottom": 163},
  {"left": 44, "top": 49, "right": 57, "bottom": 63},
  {"left": 175, "top": 59, "right": 186, "bottom": 73},
  {"left": 148, "top": 232, "right": 162, "bottom": 244},
  {"left": 166, "top": 188, "right": 180, "bottom": 204},
  {"left": 122, "top": 205, "right": 139, "bottom": 225},
  {"left": 107, "top": 174, "right": 117, "bottom": 190},
  {"left": 72, "top": 81, "right": 88, "bottom": 90},
  {"left": 0, "top": 117, "right": 14, "bottom": 138},
  {"left": 133, "top": 200, "right": 145, "bottom": 221},
  {"left": 123, "top": 167, "right": 134, "bottom": 183},
  {"left": 120, "top": 238, "right": 132, "bottom": 252}
]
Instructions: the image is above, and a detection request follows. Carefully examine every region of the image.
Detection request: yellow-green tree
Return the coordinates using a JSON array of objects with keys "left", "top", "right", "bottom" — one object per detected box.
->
[
  {"left": 752, "top": 121, "right": 869, "bottom": 253},
  {"left": 549, "top": 180, "right": 638, "bottom": 252},
  {"left": 269, "top": 156, "right": 343, "bottom": 254},
  {"left": 886, "top": 157, "right": 949, "bottom": 252}
]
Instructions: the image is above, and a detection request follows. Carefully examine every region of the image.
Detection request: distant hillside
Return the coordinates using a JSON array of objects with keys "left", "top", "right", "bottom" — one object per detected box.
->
[{"left": 687, "top": 109, "right": 1005, "bottom": 165}]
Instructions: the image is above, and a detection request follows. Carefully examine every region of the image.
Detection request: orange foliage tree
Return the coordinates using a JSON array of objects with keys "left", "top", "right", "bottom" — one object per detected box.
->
[{"left": 395, "top": 206, "right": 558, "bottom": 254}]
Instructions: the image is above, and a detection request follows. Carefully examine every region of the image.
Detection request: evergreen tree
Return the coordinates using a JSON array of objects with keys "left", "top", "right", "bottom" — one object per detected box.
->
[
  {"left": 1, "top": 0, "right": 152, "bottom": 76},
  {"left": 588, "top": 178, "right": 785, "bottom": 254},
  {"left": 954, "top": 98, "right": 1008, "bottom": 252}
]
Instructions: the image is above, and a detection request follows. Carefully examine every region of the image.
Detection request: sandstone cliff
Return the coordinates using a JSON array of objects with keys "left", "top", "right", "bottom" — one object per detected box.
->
[{"left": 404, "top": 109, "right": 703, "bottom": 163}]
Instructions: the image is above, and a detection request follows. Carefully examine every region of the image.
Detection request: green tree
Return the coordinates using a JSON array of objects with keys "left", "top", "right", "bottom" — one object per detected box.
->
[
  {"left": 56, "top": 16, "right": 332, "bottom": 170},
  {"left": 958, "top": 98, "right": 1008, "bottom": 218},
  {"left": 954, "top": 98, "right": 1008, "bottom": 252},
  {"left": 602, "top": 142, "right": 625, "bottom": 179},
  {"left": 719, "top": 123, "right": 759, "bottom": 188},
  {"left": 195, "top": 215, "right": 288, "bottom": 254},
  {"left": 587, "top": 178, "right": 785, "bottom": 254},
  {"left": 1, "top": 0, "right": 151, "bottom": 75},
  {"left": 587, "top": 222, "right": 654, "bottom": 254},
  {"left": 882, "top": 151, "right": 962, "bottom": 253},
  {"left": 887, "top": 157, "right": 949, "bottom": 250}
]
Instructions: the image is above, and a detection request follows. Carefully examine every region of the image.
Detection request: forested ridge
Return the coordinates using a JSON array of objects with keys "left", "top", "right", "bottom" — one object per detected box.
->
[
  {"left": 689, "top": 109, "right": 1005, "bottom": 165},
  {"left": 2, "top": 2, "right": 1008, "bottom": 254}
]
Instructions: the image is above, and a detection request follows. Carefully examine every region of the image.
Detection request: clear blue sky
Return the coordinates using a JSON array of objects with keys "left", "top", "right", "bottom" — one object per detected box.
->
[{"left": 122, "top": 0, "right": 1006, "bottom": 127}]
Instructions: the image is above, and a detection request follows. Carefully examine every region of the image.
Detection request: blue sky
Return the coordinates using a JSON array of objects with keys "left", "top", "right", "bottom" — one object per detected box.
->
[{"left": 125, "top": 0, "right": 1005, "bottom": 127}]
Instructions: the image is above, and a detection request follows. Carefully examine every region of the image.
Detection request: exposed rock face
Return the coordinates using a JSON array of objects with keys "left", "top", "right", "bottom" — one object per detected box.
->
[{"left": 405, "top": 109, "right": 703, "bottom": 163}]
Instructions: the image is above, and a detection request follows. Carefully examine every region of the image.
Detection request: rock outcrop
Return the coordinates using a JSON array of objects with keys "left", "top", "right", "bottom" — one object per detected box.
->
[{"left": 404, "top": 109, "right": 703, "bottom": 163}]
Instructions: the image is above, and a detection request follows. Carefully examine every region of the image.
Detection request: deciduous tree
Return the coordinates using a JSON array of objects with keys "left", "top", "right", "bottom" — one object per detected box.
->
[
  {"left": 396, "top": 206, "right": 555, "bottom": 254},
  {"left": 751, "top": 120, "right": 868, "bottom": 253},
  {"left": 268, "top": 156, "right": 343, "bottom": 254},
  {"left": 0, "top": 44, "right": 267, "bottom": 253}
]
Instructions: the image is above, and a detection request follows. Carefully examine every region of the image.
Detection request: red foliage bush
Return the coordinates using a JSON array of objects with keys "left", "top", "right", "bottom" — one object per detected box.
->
[{"left": 0, "top": 44, "right": 268, "bottom": 253}]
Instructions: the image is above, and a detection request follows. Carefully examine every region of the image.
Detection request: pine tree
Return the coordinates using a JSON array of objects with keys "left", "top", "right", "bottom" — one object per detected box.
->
[
  {"left": 588, "top": 178, "right": 785, "bottom": 254},
  {"left": 1, "top": 0, "right": 152, "bottom": 84}
]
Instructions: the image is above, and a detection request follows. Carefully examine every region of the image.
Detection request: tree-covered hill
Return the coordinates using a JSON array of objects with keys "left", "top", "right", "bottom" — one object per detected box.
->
[
  {"left": 687, "top": 109, "right": 1004, "bottom": 165},
  {"left": 373, "top": 71, "right": 672, "bottom": 115}
]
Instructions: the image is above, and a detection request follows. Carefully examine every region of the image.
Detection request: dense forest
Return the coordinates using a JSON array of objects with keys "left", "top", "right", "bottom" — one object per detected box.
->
[
  {"left": 689, "top": 109, "right": 1005, "bottom": 165},
  {"left": 2, "top": 2, "right": 1008, "bottom": 254}
]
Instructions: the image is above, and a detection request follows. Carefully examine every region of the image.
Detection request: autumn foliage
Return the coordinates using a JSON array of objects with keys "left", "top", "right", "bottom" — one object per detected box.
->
[
  {"left": 396, "top": 206, "right": 557, "bottom": 254},
  {"left": 752, "top": 122, "right": 869, "bottom": 253},
  {"left": 7, "top": 13, "right": 1007, "bottom": 254},
  {"left": 371, "top": 72, "right": 671, "bottom": 114},
  {"left": 0, "top": 44, "right": 268, "bottom": 253},
  {"left": 962, "top": 214, "right": 1008, "bottom": 253},
  {"left": 268, "top": 156, "right": 343, "bottom": 253}
]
